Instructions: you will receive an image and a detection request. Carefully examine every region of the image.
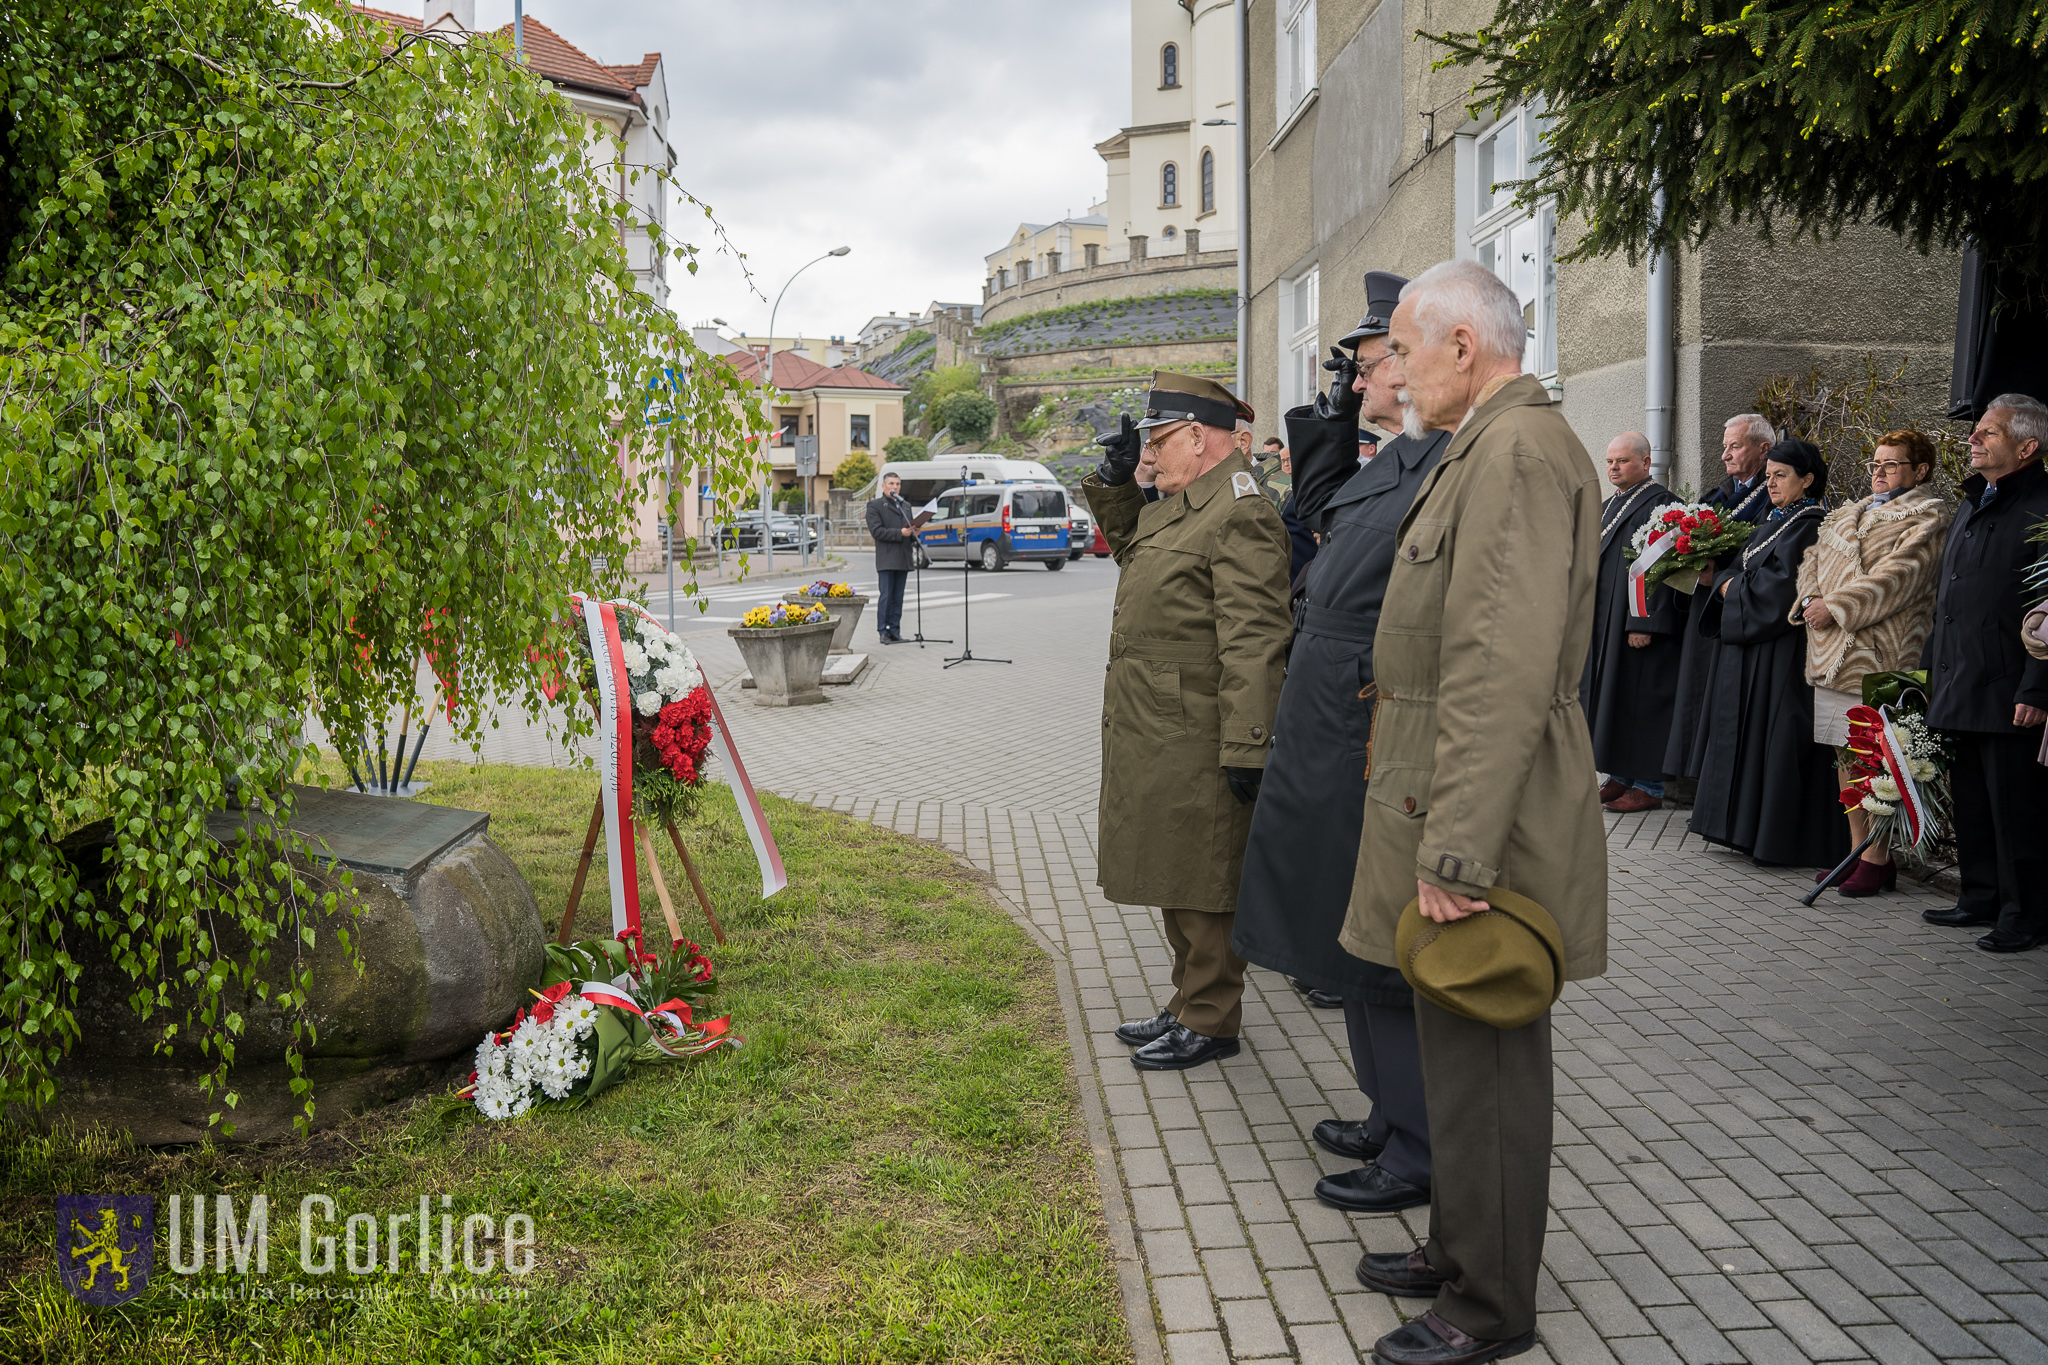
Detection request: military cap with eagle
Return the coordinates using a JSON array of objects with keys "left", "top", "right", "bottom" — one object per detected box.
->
[{"left": 1135, "top": 370, "right": 1254, "bottom": 431}]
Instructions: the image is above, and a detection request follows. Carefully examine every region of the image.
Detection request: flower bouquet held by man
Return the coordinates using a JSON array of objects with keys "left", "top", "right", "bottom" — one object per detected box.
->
[{"left": 1626, "top": 502, "right": 1757, "bottom": 595}]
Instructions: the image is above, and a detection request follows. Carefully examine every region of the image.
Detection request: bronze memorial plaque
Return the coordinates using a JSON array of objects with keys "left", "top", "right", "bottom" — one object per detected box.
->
[{"left": 205, "top": 784, "right": 489, "bottom": 880}]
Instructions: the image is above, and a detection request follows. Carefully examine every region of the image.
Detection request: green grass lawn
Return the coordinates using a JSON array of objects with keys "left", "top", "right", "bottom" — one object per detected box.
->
[{"left": 0, "top": 761, "right": 1129, "bottom": 1364}]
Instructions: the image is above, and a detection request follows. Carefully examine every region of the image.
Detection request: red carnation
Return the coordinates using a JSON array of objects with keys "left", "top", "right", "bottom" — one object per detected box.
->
[{"left": 1674, "top": 536, "right": 1693, "bottom": 554}]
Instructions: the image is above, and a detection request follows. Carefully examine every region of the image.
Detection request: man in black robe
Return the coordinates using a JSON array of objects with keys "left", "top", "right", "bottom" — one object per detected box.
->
[
  {"left": 1582, "top": 433, "right": 1685, "bottom": 813},
  {"left": 1663, "top": 413, "right": 1777, "bottom": 781},
  {"left": 1234, "top": 271, "right": 1450, "bottom": 1216}
]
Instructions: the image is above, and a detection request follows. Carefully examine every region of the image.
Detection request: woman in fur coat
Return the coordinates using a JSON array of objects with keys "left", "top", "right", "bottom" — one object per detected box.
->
[{"left": 1796, "top": 429, "right": 1949, "bottom": 895}]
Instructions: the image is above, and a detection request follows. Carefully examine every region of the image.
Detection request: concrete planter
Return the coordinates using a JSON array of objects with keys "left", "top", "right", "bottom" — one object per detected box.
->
[
  {"left": 727, "top": 618, "right": 836, "bottom": 706},
  {"left": 782, "top": 592, "right": 869, "bottom": 653},
  {"left": 45, "top": 786, "right": 544, "bottom": 1143}
]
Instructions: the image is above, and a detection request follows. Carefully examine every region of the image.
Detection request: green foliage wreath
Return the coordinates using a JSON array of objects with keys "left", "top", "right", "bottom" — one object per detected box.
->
[{"left": 0, "top": 0, "right": 763, "bottom": 1130}]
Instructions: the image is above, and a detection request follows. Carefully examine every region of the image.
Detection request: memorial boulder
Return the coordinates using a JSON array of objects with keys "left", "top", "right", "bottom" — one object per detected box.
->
[{"left": 49, "top": 786, "right": 544, "bottom": 1143}]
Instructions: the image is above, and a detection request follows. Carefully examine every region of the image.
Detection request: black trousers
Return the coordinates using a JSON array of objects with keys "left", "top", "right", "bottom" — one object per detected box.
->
[
  {"left": 875, "top": 569, "right": 908, "bottom": 638},
  {"left": 1417, "top": 998, "right": 1553, "bottom": 1341},
  {"left": 1949, "top": 729, "right": 2048, "bottom": 936},
  {"left": 1342, "top": 998, "right": 1432, "bottom": 1187}
]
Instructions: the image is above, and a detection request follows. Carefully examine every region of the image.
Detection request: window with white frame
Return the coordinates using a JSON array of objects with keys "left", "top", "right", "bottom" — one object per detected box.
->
[
  {"left": 1467, "top": 106, "right": 1557, "bottom": 379},
  {"left": 1280, "top": 267, "right": 1320, "bottom": 410},
  {"left": 1276, "top": 0, "right": 1317, "bottom": 125}
]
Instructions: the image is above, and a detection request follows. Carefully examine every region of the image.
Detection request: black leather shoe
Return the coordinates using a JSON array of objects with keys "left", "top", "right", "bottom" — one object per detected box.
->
[
  {"left": 1924, "top": 903, "right": 1996, "bottom": 927},
  {"left": 1131, "top": 1024, "right": 1240, "bottom": 1071},
  {"left": 1290, "top": 977, "right": 1344, "bottom": 1009},
  {"left": 1313, "top": 1118, "right": 1385, "bottom": 1162},
  {"left": 1356, "top": 1247, "right": 1447, "bottom": 1298},
  {"left": 1371, "top": 1312, "right": 1536, "bottom": 1364},
  {"left": 1977, "top": 929, "right": 2048, "bottom": 953},
  {"left": 1115, "top": 1009, "right": 1177, "bottom": 1046},
  {"left": 1316, "top": 1163, "right": 1430, "bottom": 1214}
]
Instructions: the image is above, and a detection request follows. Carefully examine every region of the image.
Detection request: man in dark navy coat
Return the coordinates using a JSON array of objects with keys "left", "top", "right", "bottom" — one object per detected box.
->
[
  {"left": 1233, "top": 271, "right": 1450, "bottom": 1215},
  {"left": 1919, "top": 393, "right": 2048, "bottom": 952},
  {"left": 1663, "top": 413, "right": 1776, "bottom": 780},
  {"left": 1582, "top": 432, "right": 1685, "bottom": 812}
]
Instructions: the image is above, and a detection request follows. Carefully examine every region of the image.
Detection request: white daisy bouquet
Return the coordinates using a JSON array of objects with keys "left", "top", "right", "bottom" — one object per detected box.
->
[{"left": 461, "top": 937, "right": 734, "bottom": 1122}]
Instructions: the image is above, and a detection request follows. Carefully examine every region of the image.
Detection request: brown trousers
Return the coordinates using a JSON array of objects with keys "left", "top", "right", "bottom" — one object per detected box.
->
[
  {"left": 1417, "top": 997, "right": 1553, "bottom": 1340},
  {"left": 1161, "top": 908, "right": 1246, "bottom": 1037}
]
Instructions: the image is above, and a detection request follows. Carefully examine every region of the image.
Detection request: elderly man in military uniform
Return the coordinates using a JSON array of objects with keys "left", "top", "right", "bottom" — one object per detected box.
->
[
  {"left": 1234, "top": 270, "right": 1451, "bottom": 1216},
  {"left": 1086, "top": 372, "right": 1292, "bottom": 1071}
]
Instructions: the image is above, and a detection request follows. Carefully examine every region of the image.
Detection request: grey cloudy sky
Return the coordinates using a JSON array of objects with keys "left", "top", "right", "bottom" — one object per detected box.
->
[{"left": 470, "top": 1, "right": 1129, "bottom": 343}]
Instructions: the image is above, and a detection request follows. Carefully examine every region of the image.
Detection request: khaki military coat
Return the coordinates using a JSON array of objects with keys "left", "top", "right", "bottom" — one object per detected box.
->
[
  {"left": 1086, "top": 452, "right": 1292, "bottom": 912},
  {"left": 1339, "top": 376, "right": 1610, "bottom": 980}
]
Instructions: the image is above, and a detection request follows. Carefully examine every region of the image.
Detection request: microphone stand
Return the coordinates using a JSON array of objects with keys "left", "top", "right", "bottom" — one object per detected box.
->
[
  {"left": 909, "top": 538, "right": 950, "bottom": 648},
  {"left": 944, "top": 503, "right": 1009, "bottom": 668}
]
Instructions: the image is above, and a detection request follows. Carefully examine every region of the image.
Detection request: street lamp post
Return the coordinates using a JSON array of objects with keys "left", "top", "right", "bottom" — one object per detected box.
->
[{"left": 764, "top": 247, "right": 851, "bottom": 573}]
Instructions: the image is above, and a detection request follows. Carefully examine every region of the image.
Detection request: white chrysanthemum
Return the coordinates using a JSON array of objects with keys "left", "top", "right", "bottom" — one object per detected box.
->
[
  {"left": 475, "top": 1033, "right": 507, "bottom": 1078},
  {"left": 561, "top": 997, "right": 601, "bottom": 1034},
  {"left": 1870, "top": 777, "right": 1900, "bottom": 802},
  {"left": 635, "top": 690, "right": 663, "bottom": 716},
  {"left": 1862, "top": 796, "right": 1896, "bottom": 815},
  {"left": 1908, "top": 759, "right": 1937, "bottom": 781},
  {"left": 656, "top": 664, "right": 702, "bottom": 699}
]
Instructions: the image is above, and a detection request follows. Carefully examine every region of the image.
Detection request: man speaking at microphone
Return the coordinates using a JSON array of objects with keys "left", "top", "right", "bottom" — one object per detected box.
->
[{"left": 1085, "top": 372, "right": 1291, "bottom": 1071}]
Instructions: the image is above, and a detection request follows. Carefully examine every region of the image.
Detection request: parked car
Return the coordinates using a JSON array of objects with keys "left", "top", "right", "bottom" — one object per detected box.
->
[
  {"left": 919, "top": 482, "right": 1071, "bottom": 570},
  {"left": 716, "top": 513, "right": 818, "bottom": 553},
  {"left": 1068, "top": 508, "right": 1093, "bottom": 561}
]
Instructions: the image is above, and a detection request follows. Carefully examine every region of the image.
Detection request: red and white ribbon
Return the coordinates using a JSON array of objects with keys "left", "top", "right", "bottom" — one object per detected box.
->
[
  {"left": 1628, "top": 527, "right": 1678, "bottom": 616},
  {"left": 566, "top": 594, "right": 788, "bottom": 913},
  {"left": 700, "top": 682, "right": 788, "bottom": 898},
  {"left": 611, "top": 601, "right": 788, "bottom": 900},
  {"left": 1874, "top": 708, "right": 1932, "bottom": 849},
  {"left": 576, "top": 981, "right": 733, "bottom": 1057},
  {"left": 575, "top": 594, "right": 642, "bottom": 946}
]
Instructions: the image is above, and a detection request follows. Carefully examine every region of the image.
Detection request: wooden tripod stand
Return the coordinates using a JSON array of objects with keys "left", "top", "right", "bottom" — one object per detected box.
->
[{"left": 554, "top": 792, "right": 727, "bottom": 948}]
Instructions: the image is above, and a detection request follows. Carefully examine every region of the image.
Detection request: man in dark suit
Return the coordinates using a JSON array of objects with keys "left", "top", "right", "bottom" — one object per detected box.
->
[
  {"left": 1663, "top": 413, "right": 1777, "bottom": 781},
  {"left": 1583, "top": 432, "right": 1685, "bottom": 813},
  {"left": 1920, "top": 393, "right": 2048, "bottom": 951},
  {"left": 1234, "top": 270, "right": 1450, "bottom": 1217},
  {"left": 864, "top": 472, "right": 916, "bottom": 644}
]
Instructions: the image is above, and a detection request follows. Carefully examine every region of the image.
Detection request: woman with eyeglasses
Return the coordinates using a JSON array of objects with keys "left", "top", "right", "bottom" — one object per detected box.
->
[
  {"left": 1689, "top": 439, "right": 1850, "bottom": 869},
  {"left": 1795, "top": 429, "right": 1949, "bottom": 896}
]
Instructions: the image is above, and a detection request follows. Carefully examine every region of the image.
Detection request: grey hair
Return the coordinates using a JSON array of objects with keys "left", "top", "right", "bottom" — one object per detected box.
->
[
  {"left": 1988, "top": 393, "right": 2048, "bottom": 451},
  {"left": 1723, "top": 413, "right": 1776, "bottom": 447},
  {"left": 1608, "top": 431, "right": 1651, "bottom": 461},
  {"left": 1400, "top": 260, "right": 1527, "bottom": 365}
]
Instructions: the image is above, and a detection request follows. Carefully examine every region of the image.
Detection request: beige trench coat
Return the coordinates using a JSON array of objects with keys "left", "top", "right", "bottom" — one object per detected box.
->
[
  {"left": 1086, "top": 453, "right": 1292, "bottom": 912},
  {"left": 1339, "top": 376, "right": 1610, "bottom": 980}
]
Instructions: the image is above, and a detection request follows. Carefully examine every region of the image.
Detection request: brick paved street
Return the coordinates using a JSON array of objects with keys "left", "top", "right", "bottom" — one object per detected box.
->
[{"left": 404, "top": 552, "right": 2048, "bottom": 1364}]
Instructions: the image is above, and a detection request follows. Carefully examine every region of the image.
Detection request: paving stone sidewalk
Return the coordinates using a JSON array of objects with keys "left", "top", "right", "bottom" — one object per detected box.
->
[{"left": 429, "top": 568, "right": 2048, "bottom": 1364}]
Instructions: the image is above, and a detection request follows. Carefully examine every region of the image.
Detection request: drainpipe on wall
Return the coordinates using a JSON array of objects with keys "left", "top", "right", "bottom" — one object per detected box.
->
[
  {"left": 1645, "top": 186, "right": 1676, "bottom": 486},
  {"left": 1234, "top": 0, "right": 1250, "bottom": 399}
]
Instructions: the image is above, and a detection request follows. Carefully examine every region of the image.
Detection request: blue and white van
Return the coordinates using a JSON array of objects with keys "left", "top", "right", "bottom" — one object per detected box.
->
[{"left": 919, "top": 482, "right": 1072, "bottom": 570}]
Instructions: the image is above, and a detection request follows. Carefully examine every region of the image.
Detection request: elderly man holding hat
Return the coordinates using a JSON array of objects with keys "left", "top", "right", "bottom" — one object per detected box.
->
[
  {"left": 1343, "top": 260, "right": 1608, "bottom": 1365},
  {"left": 1086, "top": 372, "right": 1292, "bottom": 1071},
  {"left": 1233, "top": 270, "right": 1452, "bottom": 1217}
]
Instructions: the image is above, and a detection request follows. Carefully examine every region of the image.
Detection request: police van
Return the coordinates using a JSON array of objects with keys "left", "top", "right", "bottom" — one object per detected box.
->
[
  {"left": 919, "top": 481, "right": 1072, "bottom": 570},
  {"left": 871, "top": 455, "right": 1061, "bottom": 509}
]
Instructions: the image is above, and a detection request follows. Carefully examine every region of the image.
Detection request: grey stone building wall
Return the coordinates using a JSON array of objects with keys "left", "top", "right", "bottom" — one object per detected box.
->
[{"left": 1244, "top": 0, "right": 1963, "bottom": 493}]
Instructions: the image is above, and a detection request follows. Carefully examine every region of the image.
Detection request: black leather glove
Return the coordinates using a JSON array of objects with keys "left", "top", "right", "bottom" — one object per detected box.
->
[
  {"left": 1224, "top": 766, "right": 1263, "bottom": 806},
  {"left": 1314, "top": 346, "right": 1364, "bottom": 422},
  {"left": 1094, "top": 414, "right": 1141, "bottom": 486}
]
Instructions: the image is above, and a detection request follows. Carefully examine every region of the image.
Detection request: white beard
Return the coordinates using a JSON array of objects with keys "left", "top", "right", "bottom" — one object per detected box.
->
[{"left": 1399, "top": 395, "right": 1426, "bottom": 440}]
